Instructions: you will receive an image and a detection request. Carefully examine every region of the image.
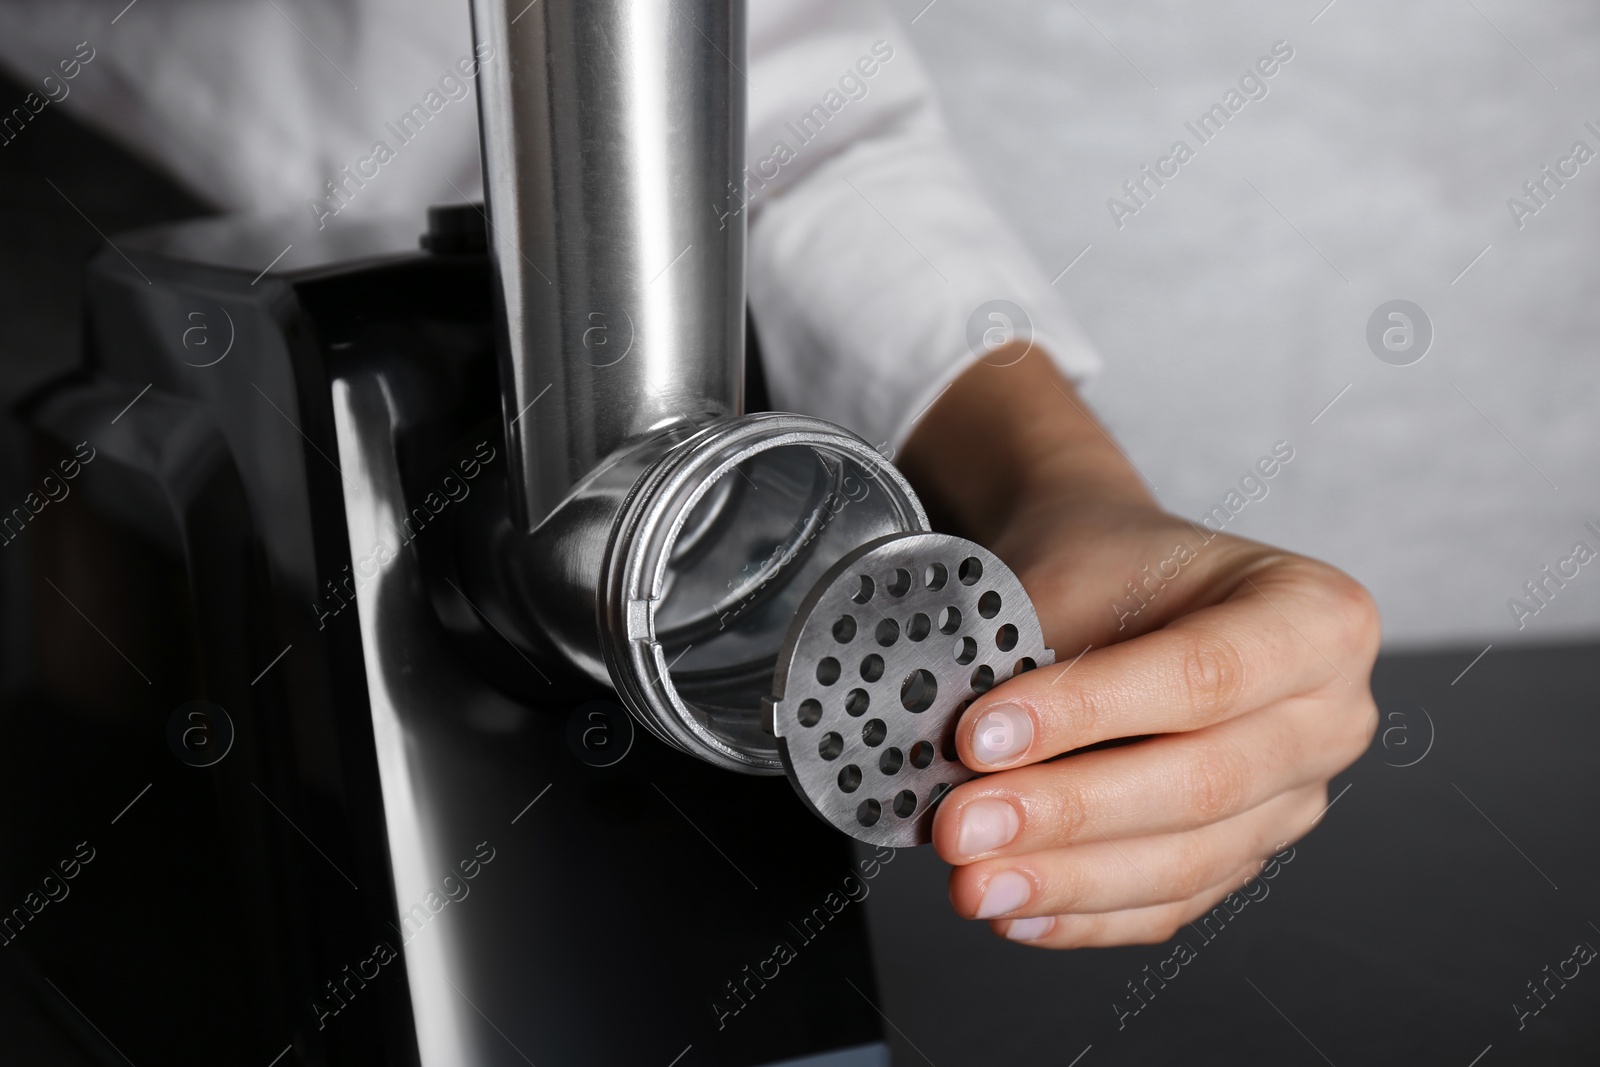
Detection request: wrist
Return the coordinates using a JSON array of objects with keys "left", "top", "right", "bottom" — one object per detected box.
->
[{"left": 898, "top": 343, "right": 1155, "bottom": 542}]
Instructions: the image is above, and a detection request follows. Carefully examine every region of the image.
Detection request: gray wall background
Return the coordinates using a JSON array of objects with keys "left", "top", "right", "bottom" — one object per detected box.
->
[{"left": 886, "top": 0, "right": 1600, "bottom": 650}]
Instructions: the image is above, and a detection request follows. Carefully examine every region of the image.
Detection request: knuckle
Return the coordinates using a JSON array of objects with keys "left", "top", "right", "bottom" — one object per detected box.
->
[
  {"left": 1041, "top": 861, "right": 1087, "bottom": 913},
  {"left": 1052, "top": 680, "right": 1110, "bottom": 748},
  {"left": 1310, "top": 692, "right": 1380, "bottom": 777},
  {"left": 1037, "top": 775, "right": 1090, "bottom": 844},
  {"left": 1341, "top": 696, "right": 1381, "bottom": 765},
  {"left": 1134, "top": 917, "right": 1184, "bottom": 946},
  {"left": 1177, "top": 629, "right": 1247, "bottom": 723},
  {"left": 1049, "top": 916, "right": 1098, "bottom": 949},
  {"left": 1185, "top": 740, "right": 1249, "bottom": 824},
  {"left": 1309, "top": 562, "right": 1383, "bottom": 663},
  {"left": 1167, "top": 834, "right": 1217, "bottom": 901}
]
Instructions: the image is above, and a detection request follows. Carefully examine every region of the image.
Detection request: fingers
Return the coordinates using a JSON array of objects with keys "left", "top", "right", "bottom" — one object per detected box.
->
[
  {"left": 993, "top": 832, "right": 1306, "bottom": 950},
  {"left": 992, "top": 856, "right": 1273, "bottom": 949},
  {"left": 933, "top": 692, "right": 1376, "bottom": 861},
  {"left": 945, "top": 784, "right": 1323, "bottom": 921},
  {"left": 957, "top": 557, "right": 1379, "bottom": 771}
]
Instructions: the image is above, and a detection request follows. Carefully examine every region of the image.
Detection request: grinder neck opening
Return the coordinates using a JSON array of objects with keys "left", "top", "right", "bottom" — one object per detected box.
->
[{"left": 600, "top": 417, "right": 930, "bottom": 774}]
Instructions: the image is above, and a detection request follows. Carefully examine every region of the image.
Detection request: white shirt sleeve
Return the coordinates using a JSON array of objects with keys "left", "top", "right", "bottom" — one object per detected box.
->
[
  {"left": 0, "top": 0, "right": 1101, "bottom": 451},
  {"left": 744, "top": 0, "right": 1102, "bottom": 452}
]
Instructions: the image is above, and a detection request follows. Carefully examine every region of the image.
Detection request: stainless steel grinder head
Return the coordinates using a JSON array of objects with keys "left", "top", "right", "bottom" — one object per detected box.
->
[{"left": 769, "top": 533, "right": 1055, "bottom": 847}]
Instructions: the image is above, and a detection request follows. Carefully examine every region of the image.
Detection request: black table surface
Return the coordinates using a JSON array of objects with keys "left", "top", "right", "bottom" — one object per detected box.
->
[{"left": 859, "top": 639, "right": 1600, "bottom": 1066}]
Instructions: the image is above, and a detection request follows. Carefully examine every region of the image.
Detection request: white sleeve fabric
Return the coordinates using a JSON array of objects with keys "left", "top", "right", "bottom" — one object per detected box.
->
[
  {"left": 0, "top": 0, "right": 1101, "bottom": 451},
  {"left": 744, "top": 0, "right": 1102, "bottom": 452}
]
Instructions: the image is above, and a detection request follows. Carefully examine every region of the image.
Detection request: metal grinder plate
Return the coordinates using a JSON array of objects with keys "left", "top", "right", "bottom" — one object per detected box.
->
[{"left": 769, "top": 533, "right": 1055, "bottom": 847}]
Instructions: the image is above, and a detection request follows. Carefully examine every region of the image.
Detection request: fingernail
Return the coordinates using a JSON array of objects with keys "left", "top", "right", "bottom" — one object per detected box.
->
[
  {"left": 975, "top": 870, "right": 1031, "bottom": 918},
  {"left": 971, "top": 705, "right": 1032, "bottom": 766},
  {"left": 957, "top": 799, "right": 1020, "bottom": 857},
  {"left": 1004, "top": 916, "right": 1055, "bottom": 942}
]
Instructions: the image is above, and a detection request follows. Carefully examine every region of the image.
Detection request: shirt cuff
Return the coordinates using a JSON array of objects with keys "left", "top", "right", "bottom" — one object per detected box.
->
[{"left": 748, "top": 126, "right": 1103, "bottom": 456}]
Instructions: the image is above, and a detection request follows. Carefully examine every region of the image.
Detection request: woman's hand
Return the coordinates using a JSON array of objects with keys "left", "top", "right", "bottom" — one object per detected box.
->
[{"left": 898, "top": 346, "right": 1380, "bottom": 948}]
